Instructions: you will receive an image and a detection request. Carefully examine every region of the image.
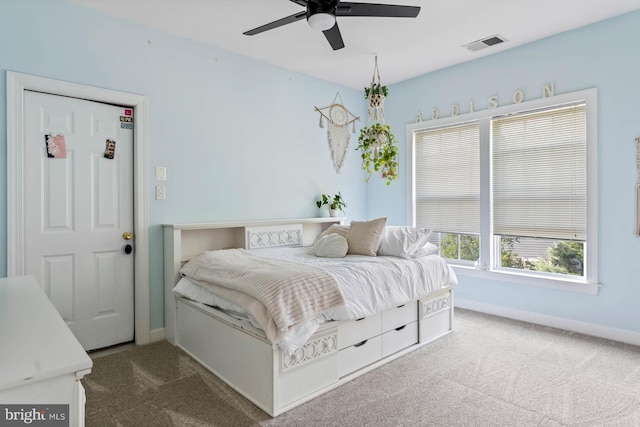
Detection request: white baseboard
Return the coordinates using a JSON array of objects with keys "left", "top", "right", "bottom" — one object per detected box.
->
[
  {"left": 149, "top": 328, "right": 166, "bottom": 343},
  {"left": 455, "top": 298, "right": 640, "bottom": 346}
]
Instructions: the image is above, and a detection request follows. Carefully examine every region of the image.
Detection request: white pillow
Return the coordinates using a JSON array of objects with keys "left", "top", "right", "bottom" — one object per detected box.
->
[
  {"left": 313, "top": 224, "right": 349, "bottom": 244},
  {"left": 307, "top": 234, "right": 348, "bottom": 258},
  {"left": 412, "top": 242, "right": 439, "bottom": 258},
  {"left": 377, "top": 226, "right": 435, "bottom": 258}
]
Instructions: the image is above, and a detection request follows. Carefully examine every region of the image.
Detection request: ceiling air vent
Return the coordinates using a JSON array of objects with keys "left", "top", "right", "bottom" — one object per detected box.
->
[{"left": 463, "top": 34, "right": 507, "bottom": 52}]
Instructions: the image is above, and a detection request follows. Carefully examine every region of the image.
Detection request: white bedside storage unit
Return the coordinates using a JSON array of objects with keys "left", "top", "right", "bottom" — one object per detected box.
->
[{"left": 0, "top": 276, "right": 93, "bottom": 427}]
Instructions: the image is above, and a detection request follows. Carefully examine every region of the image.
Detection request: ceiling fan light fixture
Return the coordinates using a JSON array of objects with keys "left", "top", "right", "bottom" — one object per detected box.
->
[{"left": 308, "top": 12, "right": 336, "bottom": 31}]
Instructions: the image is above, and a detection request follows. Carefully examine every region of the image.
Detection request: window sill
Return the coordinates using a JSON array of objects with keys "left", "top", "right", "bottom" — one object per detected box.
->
[{"left": 451, "top": 265, "right": 600, "bottom": 295}]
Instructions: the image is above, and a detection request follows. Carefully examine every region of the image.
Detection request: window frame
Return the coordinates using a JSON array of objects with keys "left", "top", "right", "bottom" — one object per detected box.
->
[{"left": 406, "top": 89, "right": 599, "bottom": 295}]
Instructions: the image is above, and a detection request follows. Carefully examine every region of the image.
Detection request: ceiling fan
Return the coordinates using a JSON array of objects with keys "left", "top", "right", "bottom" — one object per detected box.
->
[{"left": 243, "top": 0, "right": 421, "bottom": 51}]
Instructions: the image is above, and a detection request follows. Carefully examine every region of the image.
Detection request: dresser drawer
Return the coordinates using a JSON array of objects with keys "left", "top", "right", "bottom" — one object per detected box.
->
[
  {"left": 382, "top": 301, "right": 418, "bottom": 332},
  {"left": 382, "top": 321, "right": 418, "bottom": 358},
  {"left": 338, "top": 335, "right": 382, "bottom": 378},
  {"left": 338, "top": 313, "right": 382, "bottom": 350}
]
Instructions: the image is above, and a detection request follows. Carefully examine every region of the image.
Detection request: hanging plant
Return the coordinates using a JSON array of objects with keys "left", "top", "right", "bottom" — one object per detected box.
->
[
  {"left": 356, "top": 122, "right": 399, "bottom": 185},
  {"left": 364, "top": 83, "right": 388, "bottom": 109}
]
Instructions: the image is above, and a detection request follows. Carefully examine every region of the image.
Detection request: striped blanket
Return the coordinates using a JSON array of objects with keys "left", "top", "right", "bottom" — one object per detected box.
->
[{"left": 179, "top": 248, "right": 345, "bottom": 345}]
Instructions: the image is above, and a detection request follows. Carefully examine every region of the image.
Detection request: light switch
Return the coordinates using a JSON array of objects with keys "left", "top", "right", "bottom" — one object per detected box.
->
[
  {"left": 155, "top": 166, "right": 167, "bottom": 181},
  {"left": 156, "top": 186, "right": 166, "bottom": 200}
]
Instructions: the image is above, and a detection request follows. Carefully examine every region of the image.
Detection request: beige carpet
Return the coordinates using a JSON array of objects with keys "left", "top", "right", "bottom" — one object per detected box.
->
[{"left": 82, "top": 309, "right": 640, "bottom": 426}]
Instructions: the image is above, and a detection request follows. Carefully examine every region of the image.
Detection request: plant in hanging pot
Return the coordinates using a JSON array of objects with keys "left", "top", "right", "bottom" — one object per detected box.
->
[
  {"left": 364, "top": 83, "right": 388, "bottom": 109},
  {"left": 316, "top": 192, "right": 347, "bottom": 217},
  {"left": 356, "top": 122, "right": 399, "bottom": 185}
]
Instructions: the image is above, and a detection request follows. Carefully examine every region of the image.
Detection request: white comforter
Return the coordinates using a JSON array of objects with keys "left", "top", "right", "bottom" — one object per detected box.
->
[{"left": 174, "top": 246, "right": 457, "bottom": 355}]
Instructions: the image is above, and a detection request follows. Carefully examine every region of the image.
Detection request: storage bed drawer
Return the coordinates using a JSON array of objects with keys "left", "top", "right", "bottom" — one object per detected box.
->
[
  {"left": 338, "top": 313, "right": 382, "bottom": 350},
  {"left": 338, "top": 335, "right": 382, "bottom": 378},
  {"left": 382, "top": 321, "right": 418, "bottom": 357},
  {"left": 382, "top": 302, "right": 418, "bottom": 332}
]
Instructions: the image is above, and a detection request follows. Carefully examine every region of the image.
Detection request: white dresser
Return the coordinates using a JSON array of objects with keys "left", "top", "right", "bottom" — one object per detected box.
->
[{"left": 0, "top": 276, "right": 92, "bottom": 427}]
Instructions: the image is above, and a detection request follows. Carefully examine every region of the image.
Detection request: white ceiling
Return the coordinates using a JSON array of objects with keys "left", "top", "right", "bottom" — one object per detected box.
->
[{"left": 71, "top": 0, "right": 640, "bottom": 89}]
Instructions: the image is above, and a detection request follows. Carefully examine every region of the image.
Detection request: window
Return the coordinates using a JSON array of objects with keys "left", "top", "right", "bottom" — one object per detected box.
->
[
  {"left": 492, "top": 104, "right": 586, "bottom": 277},
  {"left": 409, "top": 90, "right": 597, "bottom": 290},
  {"left": 414, "top": 123, "right": 480, "bottom": 264}
]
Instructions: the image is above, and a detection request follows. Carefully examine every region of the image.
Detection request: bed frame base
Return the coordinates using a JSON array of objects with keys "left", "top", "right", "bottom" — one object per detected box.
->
[{"left": 172, "top": 288, "right": 453, "bottom": 417}]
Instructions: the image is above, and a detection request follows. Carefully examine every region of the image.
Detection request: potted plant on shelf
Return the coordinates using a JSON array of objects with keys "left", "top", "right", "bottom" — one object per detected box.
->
[
  {"left": 356, "top": 122, "right": 399, "bottom": 185},
  {"left": 316, "top": 192, "right": 347, "bottom": 217}
]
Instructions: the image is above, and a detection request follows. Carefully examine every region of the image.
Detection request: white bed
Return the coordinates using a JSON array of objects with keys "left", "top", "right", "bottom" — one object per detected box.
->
[{"left": 163, "top": 217, "right": 456, "bottom": 417}]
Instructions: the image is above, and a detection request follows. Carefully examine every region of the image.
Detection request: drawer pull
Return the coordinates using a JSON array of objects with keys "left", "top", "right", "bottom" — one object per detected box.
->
[
  {"left": 354, "top": 340, "right": 368, "bottom": 347},
  {"left": 396, "top": 304, "right": 405, "bottom": 308},
  {"left": 395, "top": 325, "right": 407, "bottom": 331},
  {"left": 356, "top": 317, "right": 365, "bottom": 321}
]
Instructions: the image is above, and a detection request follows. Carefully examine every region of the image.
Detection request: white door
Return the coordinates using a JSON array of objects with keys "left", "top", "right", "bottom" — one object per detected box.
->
[{"left": 23, "top": 90, "right": 135, "bottom": 351}]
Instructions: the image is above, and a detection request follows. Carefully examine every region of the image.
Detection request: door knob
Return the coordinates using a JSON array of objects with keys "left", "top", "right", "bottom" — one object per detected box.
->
[{"left": 122, "top": 231, "right": 133, "bottom": 240}]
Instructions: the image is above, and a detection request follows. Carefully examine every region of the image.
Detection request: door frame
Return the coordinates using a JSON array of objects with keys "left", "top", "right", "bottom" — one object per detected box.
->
[{"left": 6, "top": 71, "right": 150, "bottom": 345}]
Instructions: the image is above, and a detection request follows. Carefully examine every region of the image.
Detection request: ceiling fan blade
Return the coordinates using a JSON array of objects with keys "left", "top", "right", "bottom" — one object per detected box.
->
[
  {"left": 289, "top": 0, "right": 308, "bottom": 6},
  {"left": 336, "top": 2, "right": 420, "bottom": 18},
  {"left": 323, "top": 23, "right": 345, "bottom": 50},
  {"left": 243, "top": 11, "right": 307, "bottom": 36}
]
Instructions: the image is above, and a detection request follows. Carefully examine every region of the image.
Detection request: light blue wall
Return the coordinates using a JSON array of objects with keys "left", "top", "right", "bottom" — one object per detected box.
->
[
  {"left": 0, "top": 0, "right": 367, "bottom": 330},
  {"left": 375, "top": 11, "right": 640, "bottom": 334},
  {"left": 3, "top": 1, "right": 639, "bottom": 337}
]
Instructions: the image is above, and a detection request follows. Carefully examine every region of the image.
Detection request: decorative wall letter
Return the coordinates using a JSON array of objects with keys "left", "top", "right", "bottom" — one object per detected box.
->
[
  {"left": 543, "top": 83, "right": 555, "bottom": 98},
  {"left": 512, "top": 90, "right": 525, "bottom": 103}
]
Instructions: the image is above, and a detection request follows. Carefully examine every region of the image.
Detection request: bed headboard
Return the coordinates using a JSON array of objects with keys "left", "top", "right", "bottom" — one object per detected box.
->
[
  {"left": 162, "top": 217, "right": 344, "bottom": 344},
  {"left": 245, "top": 224, "right": 303, "bottom": 249}
]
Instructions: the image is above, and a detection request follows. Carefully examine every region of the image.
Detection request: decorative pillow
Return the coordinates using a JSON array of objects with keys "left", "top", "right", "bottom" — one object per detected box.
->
[
  {"left": 307, "top": 234, "right": 348, "bottom": 258},
  {"left": 347, "top": 217, "right": 387, "bottom": 256},
  {"left": 377, "top": 226, "right": 434, "bottom": 258},
  {"left": 313, "top": 224, "right": 350, "bottom": 244}
]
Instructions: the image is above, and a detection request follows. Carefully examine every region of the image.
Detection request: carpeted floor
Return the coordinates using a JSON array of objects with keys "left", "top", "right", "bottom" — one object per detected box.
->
[{"left": 82, "top": 309, "right": 640, "bottom": 426}]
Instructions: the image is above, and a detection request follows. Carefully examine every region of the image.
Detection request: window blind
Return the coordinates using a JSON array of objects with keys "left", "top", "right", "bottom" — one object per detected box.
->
[
  {"left": 414, "top": 122, "right": 480, "bottom": 235},
  {"left": 492, "top": 104, "right": 587, "bottom": 241}
]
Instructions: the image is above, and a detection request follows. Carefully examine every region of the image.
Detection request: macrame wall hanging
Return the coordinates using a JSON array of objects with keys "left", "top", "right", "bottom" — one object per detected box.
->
[
  {"left": 315, "top": 92, "right": 359, "bottom": 172},
  {"left": 635, "top": 137, "right": 640, "bottom": 235}
]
